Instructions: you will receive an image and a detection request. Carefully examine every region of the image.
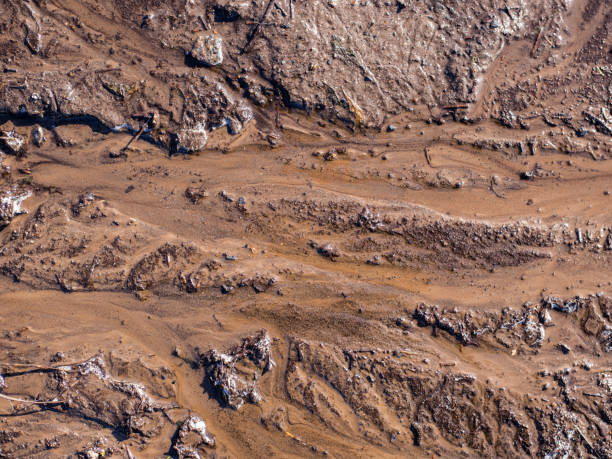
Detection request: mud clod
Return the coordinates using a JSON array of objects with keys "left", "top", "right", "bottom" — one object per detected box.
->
[{"left": 200, "top": 331, "right": 275, "bottom": 410}]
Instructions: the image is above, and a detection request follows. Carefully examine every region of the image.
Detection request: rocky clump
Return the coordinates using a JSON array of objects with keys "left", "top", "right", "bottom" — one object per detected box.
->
[
  {"left": 191, "top": 34, "right": 224, "bottom": 66},
  {"left": 0, "top": 125, "right": 25, "bottom": 155},
  {"left": 0, "top": 353, "right": 181, "bottom": 456},
  {"left": 199, "top": 330, "right": 275, "bottom": 409},
  {"left": 414, "top": 294, "right": 612, "bottom": 352},
  {"left": 173, "top": 414, "right": 216, "bottom": 459},
  {"left": 174, "top": 123, "right": 208, "bottom": 153},
  {"left": 185, "top": 185, "right": 209, "bottom": 204},
  {"left": 0, "top": 185, "right": 31, "bottom": 229},
  {"left": 286, "top": 337, "right": 611, "bottom": 457},
  {"left": 210, "top": 0, "right": 571, "bottom": 126}
]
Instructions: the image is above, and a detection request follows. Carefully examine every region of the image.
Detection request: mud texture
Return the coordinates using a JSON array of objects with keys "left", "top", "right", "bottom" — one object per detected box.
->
[{"left": 0, "top": 0, "right": 611, "bottom": 458}]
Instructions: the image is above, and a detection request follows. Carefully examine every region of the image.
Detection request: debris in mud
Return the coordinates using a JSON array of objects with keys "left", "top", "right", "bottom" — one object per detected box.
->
[
  {"left": 415, "top": 293, "right": 612, "bottom": 352},
  {"left": 557, "top": 343, "right": 571, "bottom": 354},
  {"left": 583, "top": 109, "right": 612, "bottom": 136},
  {"left": 70, "top": 192, "right": 97, "bottom": 217},
  {"left": 356, "top": 207, "right": 383, "bottom": 231},
  {"left": 185, "top": 185, "right": 209, "bottom": 204},
  {"left": 286, "top": 333, "right": 611, "bottom": 457},
  {"left": 520, "top": 163, "right": 556, "bottom": 180},
  {"left": 0, "top": 1, "right": 610, "bottom": 457},
  {"left": 199, "top": 330, "right": 275, "bottom": 410},
  {"left": 0, "top": 352, "right": 181, "bottom": 456},
  {"left": 317, "top": 243, "right": 340, "bottom": 259}
]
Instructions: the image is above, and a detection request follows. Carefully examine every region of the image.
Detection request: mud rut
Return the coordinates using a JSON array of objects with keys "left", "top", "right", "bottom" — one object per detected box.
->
[{"left": 0, "top": 0, "right": 611, "bottom": 458}]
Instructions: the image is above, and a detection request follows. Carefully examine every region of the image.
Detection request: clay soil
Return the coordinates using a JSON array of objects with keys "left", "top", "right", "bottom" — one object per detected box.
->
[{"left": 0, "top": 0, "right": 611, "bottom": 458}]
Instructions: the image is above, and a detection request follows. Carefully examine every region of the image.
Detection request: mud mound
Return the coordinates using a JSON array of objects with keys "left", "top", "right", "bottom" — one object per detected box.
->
[
  {"left": 0, "top": 346, "right": 217, "bottom": 457},
  {"left": 200, "top": 330, "right": 276, "bottom": 410},
  {"left": 286, "top": 334, "right": 611, "bottom": 457}
]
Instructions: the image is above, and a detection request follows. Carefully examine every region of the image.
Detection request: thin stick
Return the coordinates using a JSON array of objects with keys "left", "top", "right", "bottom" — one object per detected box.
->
[
  {"left": 289, "top": 0, "right": 293, "bottom": 20},
  {"left": 273, "top": 1, "right": 287, "bottom": 17},
  {"left": 489, "top": 178, "right": 505, "bottom": 199},
  {"left": 0, "top": 358, "right": 93, "bottom": 371},
  {"left": 531, "top": 26, "right": 544, "bottom": 58},
  {"left": 424, "top": 148, "right": 432, "bottom": 166},
  {"left": 198, "top": 15, "right": 209, "bottom": 31},
  {"left": 241, "top": 0, "right": 275, "bottom": 54},
  {"left": 121, "top": 114, "right": 153, "bottom": 154},
  {"left": 0, "top": 393, "right": 63, "bottom": 405}
]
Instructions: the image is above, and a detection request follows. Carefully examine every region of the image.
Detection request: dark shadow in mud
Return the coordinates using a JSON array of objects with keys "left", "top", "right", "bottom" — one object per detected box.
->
[
  {"left": 164, "top": 426, "right": 182, "bottom": 459},
  {"left": 213, "top": 6, "right": 241, "bottom": 22},
  {"left": 0, "top": 113, "right": 112, "bottom": 135},
  {"left": 0, "top": 112, "right": 166, "bottom": 153},
  {"left": 46, "top": 407, "right": 131, "bottom": 442},
  {"left": 0, "top": 405, "right": 129, "bottom": 442},
  {"left": 184, "top": 53, "right": 209, "bottom": 69},
  {"left": 199, "top": 372, "right": 224, "bottom": 409},
  {"left": 0, "top": 408, "right": 52, "bottom": 418}
]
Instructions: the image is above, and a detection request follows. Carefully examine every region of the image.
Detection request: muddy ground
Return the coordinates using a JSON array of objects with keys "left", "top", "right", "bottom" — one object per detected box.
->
[{"left": 0, "top": 0, "right": 611, "bottom": 457}]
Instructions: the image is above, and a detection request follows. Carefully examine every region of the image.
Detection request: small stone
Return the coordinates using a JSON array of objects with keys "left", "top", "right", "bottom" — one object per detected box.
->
[
  {"left": 366, "top": 255, "right": 381, "bottom": 265},
  {"left": 318, "top": 243, "right": 340, "bottom": 259},
  {"left": 32, "top": 125, "right": 45, "bottom": 147},
  {"left": 173, "top": 414, "right": 215, "bottom": 458},
  {"left": 25, "top": 25, "right": 42, "bottom": 54},
  {"left": 0, "top": 128, "right": 25, "bottom": 154},
  {"left": 175, "top": 122, "right": 208, "bottom": 153},
  {"left": 539, "top": 309, "right": 553, "bottom": 326},
  {"left": 191, "top": 34, "right": 223, "bottom": 66},
  {"left": 185, "top": 185, "right": 209, "bottom": 204},
  {"left": 387, "top": 124, "right": 396, "bottom": 132},
  {"left": 323, "top": 151, "right": 337, "bottom": 161},
  {"left": 557, "top": 343, "right": 571, "bottom": 354}
]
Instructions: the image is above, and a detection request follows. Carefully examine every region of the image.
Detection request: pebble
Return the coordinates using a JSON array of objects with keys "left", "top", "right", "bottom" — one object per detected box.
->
[
  {"left": 557, "top": 343, "right": 571, "bottom": 354},
  {"left": 191, "top": 34, "right": 223, "bottom": 66}
]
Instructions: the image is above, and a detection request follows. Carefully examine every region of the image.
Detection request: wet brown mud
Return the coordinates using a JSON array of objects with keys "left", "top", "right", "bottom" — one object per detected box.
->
[{"left": 0, "top": 0, "right": 611, "bottom": 457}]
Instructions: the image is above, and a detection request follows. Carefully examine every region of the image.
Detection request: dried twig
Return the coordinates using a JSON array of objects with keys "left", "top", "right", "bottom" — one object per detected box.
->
[
  {"left": 0, "top": 358, "right": 94, "bottom": 372},
  {"left": 273, "top": 1, "right": 287, "bottom": 17},
  {"left": 489, "top": 178, "right": 505, "bottom": 199},
  {"left": 241, "top": 0, "right": 275, "bottom": 54},
  {"left": 424, "top": 148, "right": 432, "bottom": 166},
  {"left": 0, "top": 393, "right": 63, "bottom": 405},
  {"left": 198, "top": 15, "right": 209, "bottom": 31},
  {"left": 531, "top": 26, "right": 544, "bottom": 58},
  {"left": 120, "top": 114, "right": 153, "bottom": 155}
]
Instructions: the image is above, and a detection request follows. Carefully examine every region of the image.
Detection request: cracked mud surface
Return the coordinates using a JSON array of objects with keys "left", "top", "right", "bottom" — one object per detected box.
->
[{"left": 0, "top": 0, "right": 611, "bottom": 457}]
